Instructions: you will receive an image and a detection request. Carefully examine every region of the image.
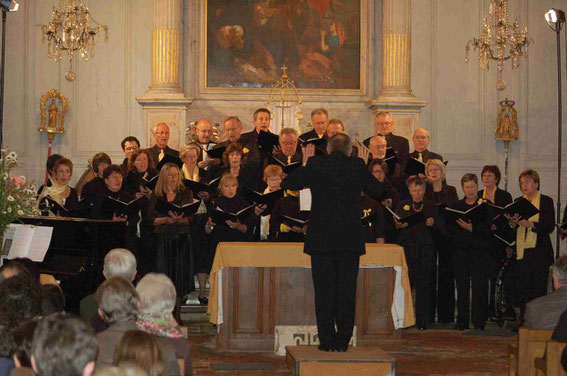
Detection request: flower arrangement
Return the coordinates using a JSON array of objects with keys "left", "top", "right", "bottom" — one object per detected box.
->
[{"left": 0, "top": 149, "right": 41, "bottom": 235}]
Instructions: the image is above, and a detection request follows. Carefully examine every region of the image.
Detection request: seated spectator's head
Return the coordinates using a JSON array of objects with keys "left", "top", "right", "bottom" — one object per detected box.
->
[
  {"left": 95, "top": 277, "right": 139, "bottom": 325},
  {"left": 31, "top": 314, "right": 97, "bottom": 376},
  {"left": 40, "top": 284, "right": 65, "bottom": 316},
  {"left": 94, "top": 363, "right": 148, "bottom": 376},
  {"left": 552, "top": 255, "right": 567, "bottom": 290},
  {"left": 113, "top": 330, "right": 165, "bottom": 376},
  {"left": 12, "top": 319, "right": 38, "bottom": 368},
  {"left": 7, "top": 258, "right": 40, "bottom": 281},
  {"left": 0, "top": 309, "right": 21, "bottom": 358},
  {"left": 136, "top": 273, "right": 176, "bottom": 321},
  {"left": 0, "top": 274, "right": 41, "bottom": 320},
  {"left": 103, "top": 249, "right": 137, "bottom": 282},
  {"left": 0, "top": 260, "right": 33, "bottom": 282}
]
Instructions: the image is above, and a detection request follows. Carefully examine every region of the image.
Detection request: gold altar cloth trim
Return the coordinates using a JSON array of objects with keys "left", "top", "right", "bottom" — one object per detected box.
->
[{"left": 207, "top": 242, "right": 415, "bottom": 327}]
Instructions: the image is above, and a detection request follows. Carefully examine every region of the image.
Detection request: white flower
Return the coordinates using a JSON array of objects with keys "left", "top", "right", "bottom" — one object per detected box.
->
[
  {"left": 7, "top": 207, "right": 11, "bottom": 213},
  {"left": 7, "top": 195, "right": 14, "bottom": 202},
  {"left": 17, "top": 210, "right": 23, "bottom": 215}
]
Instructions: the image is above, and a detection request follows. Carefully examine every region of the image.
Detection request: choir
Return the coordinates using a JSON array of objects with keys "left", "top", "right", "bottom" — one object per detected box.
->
[{"left": 37, "top": 108, "right": 562, "bottom": 330}]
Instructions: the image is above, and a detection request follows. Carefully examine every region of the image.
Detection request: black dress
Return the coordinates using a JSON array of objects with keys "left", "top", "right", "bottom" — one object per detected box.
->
[
  {"left": 360, "top": 195, "right": 385, "bottom": 243},
  {"left": 207, "top": 194, "right": 259, "bottom": 266},
  {"left": 81, "top": 177, "right": 106, "bottom": 200},
  {"left": 269, "top": 194, "right": 309, "bottom": 242},
  {"left": 371, "top": 183, "right": 400, "bottom": 243},
  {"left": 426, "top": 182, "right": 459, "bottom": 323},
  {"left": 38, "top": 187, "right": 79, "bottom": 217},
  {"left": 447, "top": 199, "right": 493, "bottom": 329},
  {"left": 147, "top": 189, "right": 195, "bottom": 297},
  {"left": 394, "top": 199, "right": 435, "bottom": 328}
]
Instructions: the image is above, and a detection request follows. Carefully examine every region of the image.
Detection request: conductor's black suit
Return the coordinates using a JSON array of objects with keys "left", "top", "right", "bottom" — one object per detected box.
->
[{"left": 284, "top": 149, "right": 385, "bottom": 349}]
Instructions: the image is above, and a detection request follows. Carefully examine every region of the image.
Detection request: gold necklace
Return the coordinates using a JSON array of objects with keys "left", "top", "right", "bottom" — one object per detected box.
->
[{"left": 412, "top": 201, "right": 424, "bottom": 212}]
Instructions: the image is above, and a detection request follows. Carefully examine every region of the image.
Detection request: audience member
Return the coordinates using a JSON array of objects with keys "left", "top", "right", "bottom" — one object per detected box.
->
[
  {"left": 31, "top": 314, "right": 97, "bottom": 376},
  {"left": 523, "top": 255, "right": 567, "bottom": 329},
  {"left": 113, "top": 331, "right": 165, "bottom": 376},
  {"left": 11, "top": 320, "right": 38, "bottom": 373},
  {"left": 0, "top": 275, "right": 41, "bottom": 320},
  {"left": 39, "top": 284, "right": 65, "bottom": 316}
]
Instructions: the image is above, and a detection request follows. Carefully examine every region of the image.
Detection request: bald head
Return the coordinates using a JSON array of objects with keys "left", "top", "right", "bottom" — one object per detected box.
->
[
  {"left": 369, "top": 135, "right": 387, "bottom": 159},
  {"left": 412, "top": 128, "right": 430, "bottom": 153},
  {"left": 196, "top": 119, "right": 214, "bottom": 144}
]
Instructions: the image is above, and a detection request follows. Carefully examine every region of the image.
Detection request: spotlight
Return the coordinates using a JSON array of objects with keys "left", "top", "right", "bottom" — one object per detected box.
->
[
  {"left": 545, "top": 8, "right": 566, "bottom": 31},
  {"left": 0, "top": 0, "right": 18, "bottom": 12}
]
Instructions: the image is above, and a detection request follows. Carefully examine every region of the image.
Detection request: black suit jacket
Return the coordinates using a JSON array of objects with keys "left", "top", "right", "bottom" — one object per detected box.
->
[
  {"left": 478, "top": 188, "right": 513, "bottom": 207},
  {"left": 364, "top": 133, "right": 410, "bottom": 168},
  {"left": 513, "top": 194, "right": 555, "bottom": 260},
  {"left": 283, "top": 151, "right": 386, "bottom": 255},
  {"left": 146, "top": 145, "right": 179, "bottom": 170},
  {"left": 409, "top": 149, "right": 443, "bottom": 163}
]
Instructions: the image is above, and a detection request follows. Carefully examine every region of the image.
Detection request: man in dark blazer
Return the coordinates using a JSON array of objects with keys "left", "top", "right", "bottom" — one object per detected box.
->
[
  {"left": 300, "top": 108, "right": 329, "bottom": 144},
  {"left": 408, "top": 128, "right": 443, "bottom": 163},
  {"left": 268, "top": 128, "right": 303, "bottom": 168},
  {"left": 284, "top": 134, "right": 386, "bottom": 352},
  {"left": 363, "top": 111, "right": 410, "bottom": 169},
  {"left": 239, "top": 108, "right": 278, "bottom": 179},
  {"left": 146, "top": 123, "right": 179, "bottom": 168},
  {"left": 524, "top": 255, "right": 567, "bottom": 329}
]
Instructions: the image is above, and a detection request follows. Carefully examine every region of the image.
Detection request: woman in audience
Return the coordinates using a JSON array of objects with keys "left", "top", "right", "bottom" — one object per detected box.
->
[
  {"left": 221, "top": 143, "right": 256, "bottom": 191},
  {"left": 113, "top": 330, "right": 165, "bottom": 376},
  {"left": 258, "top": 165, "right": 283, "bottom": 241},
  {"left": 394, "top": 176, "right": 435, "bottom": 330},
  {"left": 11, "top": 320, "right": 37, "bottom": 373},
  {"left": 368, "top": 159, "right": 400, "bottom": 243},
  {"left": 205, "top": 174, "right": 263, "bottom": 257},
  {"left": 81, "top": 152, "right": 112, "bottom": 199},
  {"left": 425, "top": 159, "right": 458, "bottom": 324},
  {"left": 478, "top": 165, "right": 513, "bottom": 318},
  {"left": 38, "top": 158, "right": 78, "bottom": 216},
  {"left": 180, "top": 143, "right": 212, "bottom": 304},
  {"left": 508, "top": 169, "right": 555, "bottom": 323},
  {"left": 449, "top": 173, "right": 492, "bottom": 330},
  {"left": 147, "top": 163, "right": 195, "bottom": 316}
]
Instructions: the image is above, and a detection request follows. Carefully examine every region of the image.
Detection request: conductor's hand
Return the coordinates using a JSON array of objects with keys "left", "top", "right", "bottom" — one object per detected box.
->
[
  {"left": 357, "top": 144, "right": 370, "bottom": 165},
  {"left": 254, "top": 204, "right": 267, "bottom": 216},
  {"left": 301, "top": 144, "right": 316, "bottom": 164},
  {"left": 426, "top": 217, "right": 434, "bottom": 227},
  {"left": 457, "top": 218, "right": 473, "bottom": 232}
]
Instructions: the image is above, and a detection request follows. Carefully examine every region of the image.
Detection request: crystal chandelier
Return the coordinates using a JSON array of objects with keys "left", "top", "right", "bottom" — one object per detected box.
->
[
  {"left": 465, "top": 0, "right": 530, "bottom": 91},
  {"left": 39, "top": 0, "right": 108, "bottom": 82}
]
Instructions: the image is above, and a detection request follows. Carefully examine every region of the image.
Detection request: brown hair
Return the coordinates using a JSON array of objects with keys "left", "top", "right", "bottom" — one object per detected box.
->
[
  {"left": 102, "top": 165, "right": 124, "bottom": 180},
  {"left": 253, "top": 108, "right": 271, "bottom": 120},
  {"left": 128, "top": 149, "right": 155, "bottom": 172},
  {"left": 113, "top": 330, "right": 165, "bottom": 376},
  {"left": 519, "top": 169, "right": 540, "bottom": 190},
  {"left": 263, "top": 165, "right": 284, "bottom": 182},
  {"left": 406, "top": 175, "right": 426, "bottom": 188},
  {"left": 461, "top": 173, "right": 478, "bottom": 187},
  {"left": 92, "top": 152, "right": 112, "bottom": 172},
  {"left": 328, "top": 118, "right": 344, "bottom": 130},
  {"left": 53, "top": 158, "right": 73, "bottom": 176},
  {"left": 368, "top": 158, "right": 389, "bottom": 175},
  {"left": 311, "top": 108, "right": 328, "bottom": 119},
  {"left": 481, "top": 165, "right": 502, "bottom": 186},
  {"left": 153, "top": 163, "right": 187, "bottom": 198},
  {"left": 222, "top": 143, "right": 247, "bottom": 167}
]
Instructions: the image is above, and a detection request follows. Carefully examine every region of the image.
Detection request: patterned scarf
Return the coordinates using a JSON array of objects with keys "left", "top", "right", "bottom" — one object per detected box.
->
[
  {"left": 38, "top": 177, "right": 67, "bottom": 205},
  {"left": 136, "top": 317, "right": 184, "bottom": 338}
]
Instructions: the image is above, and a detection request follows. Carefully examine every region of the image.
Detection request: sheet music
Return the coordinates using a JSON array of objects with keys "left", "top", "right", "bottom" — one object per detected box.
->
[
  {"left": 299, "top": 188, "right": 312, "bottom": 211},
  {"left": 5, "top": 224, "right": 53, "bottom": 262}
]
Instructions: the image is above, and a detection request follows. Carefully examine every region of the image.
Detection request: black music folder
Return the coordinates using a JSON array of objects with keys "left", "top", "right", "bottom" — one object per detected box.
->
[
  {"left": 258, "top": 131, "right": 279, "bottom": 153},
  {"left": 242, "top": 187, "right": 284, "bottom": 215},
  {"left": 206, "top": 146, "right": 227, "bottom": 160},
  {"left": 443, "top": 203, "right": 488, "bottom": 224},
  {"left": 43, "top": 196, "right": 94, "bottom": 217},
  {"left": 141, "top": 175, "right": 158, "bottom": 191},
  {"left": 155, "top": 198, "right": 201, "bottom": 217},
  {"left": 384, "top": 206, "right": 425, "bottom": 228},
  {"left": 281, "top": 214, "right": 309, "bottom": 227},
  {"left": 488, "top": 197, "right": 539, "bottom": 219},
  {"left": 101, "top": 196, "right": 142, "bottom": 217},
  {"left": 156, "top": 154, "right": 183, "bottom": 171},
  {"left": 210, "top": 204, "right": 255, "bottom": 225},
  {"left": 267, "top": 154, "right": 302, "bottom": 175},
  {"left": 183, "top": 176, "right": 222, "bottom": 194}
]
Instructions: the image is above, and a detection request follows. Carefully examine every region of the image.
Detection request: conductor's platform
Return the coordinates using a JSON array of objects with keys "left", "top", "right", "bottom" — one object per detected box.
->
[{"left": 286, "top": 345, "right": 396, "bottom": 376}]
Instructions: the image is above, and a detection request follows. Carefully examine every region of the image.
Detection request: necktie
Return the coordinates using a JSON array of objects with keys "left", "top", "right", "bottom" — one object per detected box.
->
[
  {"left": 417, "top": 152, "right": 423, "bottom": 163},
  {"left": 287, "top": 156, "right": 292, "bottom": 164},
  {"left": 158, "top": 149, "right": 164, "bottom": 162}
]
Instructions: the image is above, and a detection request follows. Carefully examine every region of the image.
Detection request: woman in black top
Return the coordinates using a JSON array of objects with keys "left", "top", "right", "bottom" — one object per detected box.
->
[
  {"left": 269, "top": 190, "right": 309, "bottom": 242},
  {"left": 394, "top": 176, "right": 435, "bottom": 330},
  {"left": 220, "top": 143, "right": 258, "bottom": 192},
  {"left": 508, "top": 169, "right": 555, "bottom": 323},
  {"left": 81, "top": 152, "right": 111, "bottom": 200},
  {"left": 478, "top": 165, "right": 513, "bottom": 318},
  {"left": 448, "top": 173, "right": 492, "bottom": 330},
  {"left": 360, "top": 194, "right": 385, "bottom": 243},
  {"left": 425, "top": 159, "right": 458, "bottom": 324},
  {"left": 125, "top": 149, "right": 158, "bottom": 195},
  {"left": 38, "top": 157, "right": 79, "bottom": 216},
  {"left": 147, "top": 162, "right": 195, "bottom": 314},
  {"left": 369, "top": 159, "right": 400, "bottom": 243}
]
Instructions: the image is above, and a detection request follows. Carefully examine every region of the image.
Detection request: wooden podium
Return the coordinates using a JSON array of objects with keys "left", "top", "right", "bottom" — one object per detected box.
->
[
  {"left": 207, "top": 243, "right": 415, "bottom": 352},
  {"left": 286, "top": 346, "right": 396, "bottom": 376}
]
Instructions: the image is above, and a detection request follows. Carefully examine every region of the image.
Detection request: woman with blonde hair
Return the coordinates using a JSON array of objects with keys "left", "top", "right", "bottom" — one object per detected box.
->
[
  {"left": 147, "top": 163, "right": 194, "bottom": 321},
  {"left": 113, "top": 330, "right": 165, "bottom": 376}
]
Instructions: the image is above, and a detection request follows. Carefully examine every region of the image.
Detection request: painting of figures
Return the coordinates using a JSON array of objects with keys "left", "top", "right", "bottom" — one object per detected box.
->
[{"left": 205, "top": 0, "right": 361, "bottom": 89}]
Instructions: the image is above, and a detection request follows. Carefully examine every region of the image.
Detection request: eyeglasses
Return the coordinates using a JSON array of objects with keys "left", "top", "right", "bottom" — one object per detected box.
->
[
  {"left": 124, "top": 146, "right": 138, "bottom": 151},
  {"left": 167, "top": 173, "right": 179, "bottom": 178}
]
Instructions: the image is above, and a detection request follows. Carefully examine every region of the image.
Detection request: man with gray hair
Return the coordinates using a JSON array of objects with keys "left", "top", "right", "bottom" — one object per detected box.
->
[
  {"left": 267, "top": 128, "right": 302, "bottom": 169},
  {"left": 523, "top": 255, "right": 567, "bottom": 329},
  {"left": 146, "top": 122, "right": 179, "bottom": 168},
  {"left": 80, "top": 249, "right": 137, "bottom": 331},
  {"left": 284, "top": 133, "right": 387, "bottom": 352}
]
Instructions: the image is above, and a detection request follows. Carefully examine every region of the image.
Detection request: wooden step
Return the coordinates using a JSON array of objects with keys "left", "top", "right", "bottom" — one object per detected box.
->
[{"left": 286, "top": 345, "right": 395, "bottom": 376}]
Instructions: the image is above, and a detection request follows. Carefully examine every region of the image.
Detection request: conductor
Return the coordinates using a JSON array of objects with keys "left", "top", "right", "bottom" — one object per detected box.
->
[{"left": 284, "top": 133, "right": 386, "bottom": 352}]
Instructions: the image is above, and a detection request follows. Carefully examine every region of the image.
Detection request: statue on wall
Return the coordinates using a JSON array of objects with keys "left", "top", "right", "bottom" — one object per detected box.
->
[
  {"left": 39, "top": 89, "right": 68, "bottom": 140},
  {"left": 494, "top": 98, "right": 519, "bottom": 191}
]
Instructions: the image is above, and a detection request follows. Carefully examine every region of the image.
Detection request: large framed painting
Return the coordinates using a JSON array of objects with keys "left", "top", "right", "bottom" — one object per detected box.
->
[{"left": 200, "top": 0, "right": 370, "bottom": 97}]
